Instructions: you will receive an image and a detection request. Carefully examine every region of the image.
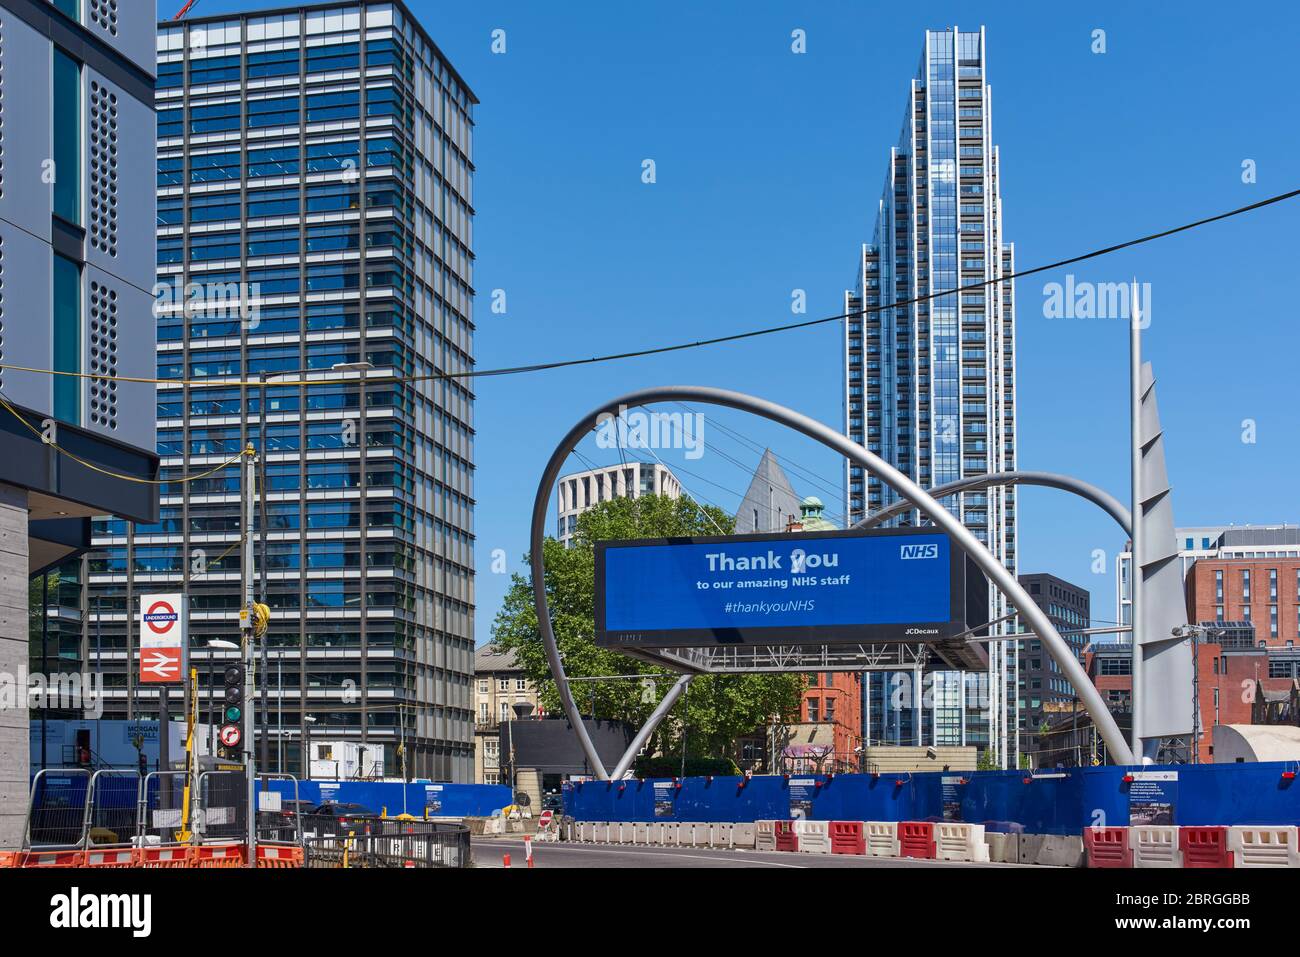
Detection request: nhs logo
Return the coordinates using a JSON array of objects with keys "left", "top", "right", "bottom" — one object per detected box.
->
[{"left": 899, "top": 543, "right": 939, "bottom": 560}]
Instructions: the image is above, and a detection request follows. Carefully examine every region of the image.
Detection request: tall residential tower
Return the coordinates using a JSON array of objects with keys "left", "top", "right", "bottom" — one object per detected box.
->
[
  {"left": 845, "top": 28, "right": 1019, "bottom": 763},
  {"left": 82, "top": 0, "right": 477, "bottom": 781}
]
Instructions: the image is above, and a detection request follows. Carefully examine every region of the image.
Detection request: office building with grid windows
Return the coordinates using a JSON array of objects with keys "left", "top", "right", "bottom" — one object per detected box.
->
[
  {"left": 80, "top": 1, "right": 477, "bottom": 781},
  {"left": 845, "top": 28, "right": 1019, "bottom": 763}
]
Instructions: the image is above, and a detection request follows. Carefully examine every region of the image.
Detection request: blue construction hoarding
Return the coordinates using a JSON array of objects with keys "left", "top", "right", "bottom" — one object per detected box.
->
[
  {"left": 562, "top": 763, "right": 1300, "bottom": 834},
  {"left": 267, "top": 779, "right": 512, "bottom": 818}
]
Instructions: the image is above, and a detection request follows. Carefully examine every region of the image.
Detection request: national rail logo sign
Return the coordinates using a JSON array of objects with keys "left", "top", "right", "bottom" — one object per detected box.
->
[{"left": 138, "top": 592, "right": 187, "bottom": 684}]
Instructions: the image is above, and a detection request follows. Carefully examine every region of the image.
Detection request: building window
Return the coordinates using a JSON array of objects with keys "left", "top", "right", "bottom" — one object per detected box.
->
[
  {"left": 825, "top": 696, "right": 836, "bottom": 723},
  {"left": 53, "top": 48, "right": 82, "bottom": 225},
  {"left": 1241, "top": 569, "right": 1251, "bottom": 600},
  {"left": 53, "top": 254, "right": 82, "bottom": 424},
  {"left": 498, "top": 678, "right": 508, "bottom": 692},
  {"left": 515, "top": 678, "right": 526, "bottom": 691},
  {"left": 477, "top": 679, "right": 487, "bottom": 694},
  {"left": 807, "top": 699, "right": 820, "bottom": 722}
]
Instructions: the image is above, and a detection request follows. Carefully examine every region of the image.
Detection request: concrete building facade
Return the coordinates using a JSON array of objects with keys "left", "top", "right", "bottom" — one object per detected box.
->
[{"left": 555, "top": 462, "right": 680, "bottom": 547}]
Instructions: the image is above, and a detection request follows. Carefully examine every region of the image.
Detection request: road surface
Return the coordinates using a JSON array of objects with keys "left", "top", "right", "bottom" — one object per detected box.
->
[{"left": 474, "top": 837, "right": 1033, "bottom": 868}]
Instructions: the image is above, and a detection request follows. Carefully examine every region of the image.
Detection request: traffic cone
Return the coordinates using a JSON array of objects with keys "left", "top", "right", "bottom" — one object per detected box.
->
[{"left": 503, "top": 853, "right": 511, "bottom": 867}]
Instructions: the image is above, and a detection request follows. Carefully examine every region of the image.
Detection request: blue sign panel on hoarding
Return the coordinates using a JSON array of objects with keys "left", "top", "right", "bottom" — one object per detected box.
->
[{"left": 596, "top": 528, "right": 967, "bottom": 648}]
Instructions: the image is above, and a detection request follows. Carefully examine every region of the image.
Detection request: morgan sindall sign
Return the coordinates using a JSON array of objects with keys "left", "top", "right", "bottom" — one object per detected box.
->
[{"left": 595, "top": 528, "right": 983, "bottom": 649}]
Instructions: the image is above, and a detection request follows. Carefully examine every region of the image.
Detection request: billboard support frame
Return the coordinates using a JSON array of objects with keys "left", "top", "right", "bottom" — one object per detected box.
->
[{"left": 528, "top": 386, "right": 1138, "bottom": 778}]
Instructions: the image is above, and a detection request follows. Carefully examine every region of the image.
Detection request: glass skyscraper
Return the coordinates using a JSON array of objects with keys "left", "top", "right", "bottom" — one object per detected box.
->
[
  {"left": 845, "top": 28, "right": 1019, "bottom": 764},
  {"left": 82, "top": 1, "right": 477, "bottom": 781}
]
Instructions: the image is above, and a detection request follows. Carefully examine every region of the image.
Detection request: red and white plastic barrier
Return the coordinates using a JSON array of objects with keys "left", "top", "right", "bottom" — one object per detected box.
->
[
  {"left": 793, "top": 820, "right": 831, "bottom": 854},
  {"left": 1229, "top": 825, "right": 1300, "bottom": 868},
  {"left": 935, "top": 823, "right": 989, "bottom": 862}
]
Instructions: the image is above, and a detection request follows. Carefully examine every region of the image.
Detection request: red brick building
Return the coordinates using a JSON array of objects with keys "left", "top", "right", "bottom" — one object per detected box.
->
[
  {"left": 1185, "top": 557, "right": 1300, "bottom": 650},
  {"left": 793, "top": 671, "right": 864, "bottom": 772}
]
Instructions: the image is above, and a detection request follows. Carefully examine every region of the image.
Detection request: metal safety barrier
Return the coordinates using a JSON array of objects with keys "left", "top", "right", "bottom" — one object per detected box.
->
[{"left": 304, "top": 824, "right": 470, "bottom": 868}]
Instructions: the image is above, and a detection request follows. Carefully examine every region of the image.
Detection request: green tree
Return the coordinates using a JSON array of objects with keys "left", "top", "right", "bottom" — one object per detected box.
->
[{"left": 491, "top": 494, "right": 804, "bottom": 764}]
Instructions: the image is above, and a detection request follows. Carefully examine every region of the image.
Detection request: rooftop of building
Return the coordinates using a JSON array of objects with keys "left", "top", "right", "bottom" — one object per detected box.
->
[
  {"left": 162, "top": 0, "right": 478, "bottom": 104},
  {"left": 473, "top": 644, "right": 523, "bottom": 675}
]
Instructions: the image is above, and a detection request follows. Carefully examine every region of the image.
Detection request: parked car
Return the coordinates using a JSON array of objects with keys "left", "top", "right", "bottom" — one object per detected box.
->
[
  {"left": 258, "top": 799, "right": 315, "bottom": 841},
  {"left": 311, "top": 802, "right": 378, "bottom": 824}
]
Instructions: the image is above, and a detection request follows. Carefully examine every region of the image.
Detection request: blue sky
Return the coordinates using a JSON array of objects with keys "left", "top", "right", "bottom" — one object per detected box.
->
[{"left": 162, "top": 1, "right": 1300, "bottom": 642}]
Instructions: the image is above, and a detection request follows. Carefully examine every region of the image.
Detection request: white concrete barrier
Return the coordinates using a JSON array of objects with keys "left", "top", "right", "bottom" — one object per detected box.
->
[
  {"left": 614, "top": 822, "right": 636, "bottom": 844},
  {"left": 732, "top": 823, "right": 756, "bottom": 849},
  {"left": 591, "top": 822, "right": 611, "bottom": 844},
  {"left": 632, "top": 821, "right": 651, "bottom": 846},
  {"left": 661, "top": 821, "right": 682, "bottom": 846},
  {"left": 935, "top": 823, "right": 990, "bottom": 862},
  {"left": 865, "top": 821, "right": 900, "bottom": 858},
  {"left": 794, "top": 819, "right": 831, "bottom": 854},
  {"left": 755, "top": 820, "right": 777, "bottom": 851},
  {"left": 687, "top": 822, "right": 711, "bottom": 847},
  {"left": 710, "top": 822, "right": 735, "bottom": 849},
  {"left": 1229, "top": 825, "right": 1300, "bottom": 868},
  {"left": 1131, "top": 825, "right": 1183, "bottom": 868}
]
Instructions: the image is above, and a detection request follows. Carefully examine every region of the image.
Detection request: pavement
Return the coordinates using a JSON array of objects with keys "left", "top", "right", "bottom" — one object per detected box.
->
[{"left": 473, "top": 836, "right": 1034, "bottom": 868}]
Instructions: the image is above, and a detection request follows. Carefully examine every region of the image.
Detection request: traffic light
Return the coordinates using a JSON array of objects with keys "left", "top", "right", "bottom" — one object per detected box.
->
[{"left": 217, "top": 662, "right": 245, "bottom": 760}]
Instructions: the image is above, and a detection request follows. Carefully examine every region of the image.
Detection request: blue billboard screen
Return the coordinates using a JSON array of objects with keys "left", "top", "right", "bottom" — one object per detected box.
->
[{"left": 595, "top": 528, "right": 971, "bottom": 648}]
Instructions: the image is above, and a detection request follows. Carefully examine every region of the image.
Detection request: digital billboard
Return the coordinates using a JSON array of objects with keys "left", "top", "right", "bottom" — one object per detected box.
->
[{"left": 596, "top": 527, "right": 981, "bottom": 649}]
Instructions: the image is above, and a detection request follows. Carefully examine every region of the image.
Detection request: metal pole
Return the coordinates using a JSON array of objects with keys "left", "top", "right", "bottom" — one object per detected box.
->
[
  {"left": 259, "top": 373, "right": 270, "bottom": 780},
  {"left": 277, "top": 652, "right": 283, "bottom": 773},
  {"left": 1128, "top": 280, "right": 1144, "bottom": 760},
  {"left": 527, "top": 387, "right": 1137, "bottom": 771},
  {"left": 242, "top": 445, "right": 257, "bottom": 867},
  {"left": 41, "top": 572, "right": 48, "bottom": 772}
]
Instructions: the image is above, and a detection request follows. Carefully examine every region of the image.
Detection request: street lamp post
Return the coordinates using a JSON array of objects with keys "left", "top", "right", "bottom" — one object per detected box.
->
[{"left": 510, "top": 702, "right": 534, "bottom": 798}]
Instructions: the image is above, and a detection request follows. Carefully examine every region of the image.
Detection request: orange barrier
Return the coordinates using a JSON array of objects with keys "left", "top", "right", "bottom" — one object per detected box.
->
[
  {"left": 136, "top": 845, "right": 194, "bottom": 868},
  {"left": 256, "top": 844, "right": 303, "bottom": 868},
  {"left": 2, "top": 843, "right": 307, "bottom": 868},
  {"left": 17, "top": 850, "right": 85, "bottom": 868},
  {"left": 83, "top": 848, "right": 137, "bottom": 868},
  {"left": 192, "top": 844, "right": 247, "bottom": 868}
]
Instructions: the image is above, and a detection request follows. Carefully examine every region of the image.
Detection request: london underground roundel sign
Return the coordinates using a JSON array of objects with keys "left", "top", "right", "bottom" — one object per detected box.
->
[
  {"left": 139, "top": 592, "right": 187, "bottom": 685},
  {"left": 144, "top": 600, "right": 179, "bottom": 635}
]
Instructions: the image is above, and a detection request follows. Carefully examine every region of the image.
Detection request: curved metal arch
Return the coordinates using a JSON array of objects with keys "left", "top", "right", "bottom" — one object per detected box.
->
[
  {"left": 855, "top": 470, "right": 1132, "bottom": 537},
  {"left": 529, "top": 387, "right": 1137, "bottom": 779}
]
